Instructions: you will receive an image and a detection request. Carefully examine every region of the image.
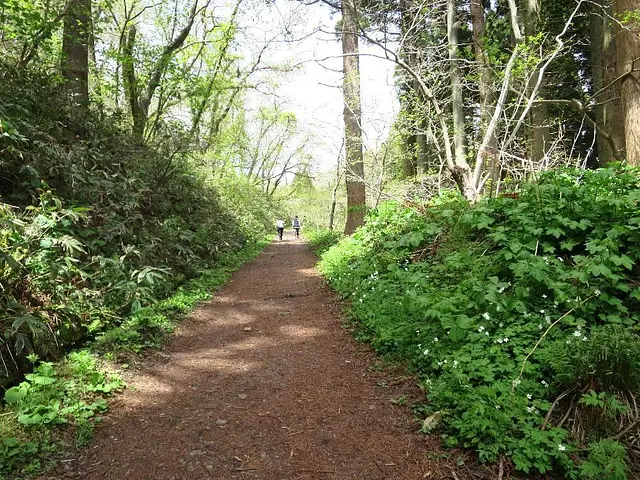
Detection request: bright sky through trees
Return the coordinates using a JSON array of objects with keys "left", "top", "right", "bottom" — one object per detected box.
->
[{"left": 238, "top": 0, "right": 398, "bottom": 172}]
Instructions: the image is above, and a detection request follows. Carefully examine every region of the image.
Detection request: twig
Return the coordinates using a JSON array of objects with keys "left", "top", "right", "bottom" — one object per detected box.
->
[
  {"left": 295, "top": 469, "right": 337, "bottom": 474},
  {"left": 513, "top": 296, "right": 593, "bottom": 392},
  {"left": 497, "top": 456, "right": 504, "bottom": 480},
  {"left": 543, "top": 386, "right": 577, "bottom": 429},
  {"left": 558, "top": 397, "right": 577, "bottom": 428},
  {"left": 612, "top": 419, "right": 640, "bottom": 440}
]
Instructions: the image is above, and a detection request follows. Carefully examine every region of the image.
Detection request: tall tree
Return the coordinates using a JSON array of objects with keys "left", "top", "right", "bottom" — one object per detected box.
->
[
  {"left": 447, "top": 0, "right": 466, "bottom": 173},
  {"left": 342, "top": 0, "right": 366, "bottom": 234},
  {"left": 61, "top": 0, "right": 91, "bottom": 105},
  {"left": 470, "top": 0, "right": 498, "bottom": 187},
  {"left": 122, "top": 0, "right": 202, "bottom": 139},
  {"left": 614, "top": 0, "right": 640, "bottom": 165},
  {"left": 590, "top": 0, "right": 624, "bottom": 164},
  {"left": 522, "top": 0, "right": 549, "bottom": 163}
]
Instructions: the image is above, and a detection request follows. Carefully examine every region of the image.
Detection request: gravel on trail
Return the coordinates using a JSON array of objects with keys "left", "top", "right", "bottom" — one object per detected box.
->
[{"left": 45, "top": 232, "right": 476, "bottom": 480}]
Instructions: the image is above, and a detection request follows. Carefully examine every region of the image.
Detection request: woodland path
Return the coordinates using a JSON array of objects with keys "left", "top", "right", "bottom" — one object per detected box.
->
[{"left": 45, "top": 231, "right": 465, "bottom": 480}]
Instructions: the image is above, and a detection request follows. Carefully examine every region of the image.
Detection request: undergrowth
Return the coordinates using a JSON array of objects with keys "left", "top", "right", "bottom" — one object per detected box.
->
[
  {"left": 0, "top": 238, "right": 268, "bottom": 477},
  {"left": 0, "top": 64, "right": 276, "bottom": 477},
  {"left": 318, "top": 166, "right": 640, "bottom": 479},
  {"left": 0, "top": 65, "right": 279, "bottom": 388},
  {"left": 305, "top": 228, "right": 344, "bottom": 256}
]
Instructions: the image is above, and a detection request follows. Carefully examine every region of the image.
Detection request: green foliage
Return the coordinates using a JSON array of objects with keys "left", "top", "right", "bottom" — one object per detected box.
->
[
  {"left": 306, "top": 228, "right": 344, "bottom": 256},
  {"left": 93, "top": 238, "right": 269, "bottom": 356},
  {"left": 318, "top": 167, "right": 640, "bottom": 478},
  {"left": 0, "top": 65, "right": 275, "bottom": 385},
  {"left": 0, "top": 60, "right": 274, "bottom": 476},
  {"left": 0, "top": 238, "right": 267, "bottom": 477},
  {"left": 580, "top": 439, "right": 628, "bottom": 480},
  {"left": 0, "top": 352, "right": 121, "bottom": 475}
]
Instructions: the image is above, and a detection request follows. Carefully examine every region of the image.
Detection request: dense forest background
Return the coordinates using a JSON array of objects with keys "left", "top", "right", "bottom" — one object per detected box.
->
[{"left": 1, "top": 0, "right": 640, "bottom": 477}]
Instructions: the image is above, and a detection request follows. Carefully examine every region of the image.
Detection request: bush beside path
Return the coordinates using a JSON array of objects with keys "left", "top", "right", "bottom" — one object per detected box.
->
[{"left": 40, "top": 233, "right": 473, "bottom": 480}]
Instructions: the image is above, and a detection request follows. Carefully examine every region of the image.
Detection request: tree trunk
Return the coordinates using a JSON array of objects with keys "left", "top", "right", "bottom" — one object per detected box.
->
[
  {"left": 404, "top": 134, "right": 418, "bottom": 177},
  {"left": 122, "top": 26, "right": 146, "bottom": 138},
  {"left": 342, "top": 0, "right": 366, "bottom": 234},
  {"left": 329, "top": 165, "right": 341, "bottom": 231},
  {"left": 122, "top": 1, "right": 200, "bottom": 140},
  {"left": 447, "top": 0, "right": 467, "bottom": 168},
  {"left": 61, "top": 0, "right": 90, "bottom": 106},
  {"left": 470, "top": 0, "right": 498, "bottom": 190},
  {"left": 416, "top": 123, "right": 428, "bottom": 174},
  {"left": 614, "top": 0, "right": 640, "bottom": 165},
  {"left": 522, "top": 0, "right": 549, "bottom": 163},
  {"left": 590, "top": 0, "right": 625, "bottom": 164}
]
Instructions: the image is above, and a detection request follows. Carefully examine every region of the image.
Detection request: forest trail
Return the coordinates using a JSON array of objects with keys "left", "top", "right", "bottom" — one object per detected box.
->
[{"left": 46, "top": 232, "right": 447, "bottom": 480}]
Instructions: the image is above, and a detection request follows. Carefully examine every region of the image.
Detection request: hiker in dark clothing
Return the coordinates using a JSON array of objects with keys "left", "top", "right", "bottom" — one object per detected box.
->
[
  {"left": 276, "top": 219, "right": 284, "bottom": 240},
  {"left": 292, "top": 216, "right": 301, "bottom": 238}
]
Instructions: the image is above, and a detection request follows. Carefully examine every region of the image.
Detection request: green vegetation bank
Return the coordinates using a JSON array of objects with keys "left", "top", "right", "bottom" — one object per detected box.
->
[
  {"left": 315, "top": 167, "right": 640, "bottom": 479},
  {"left": 0, "top": 66, "right": 277, "bottom": 476}
]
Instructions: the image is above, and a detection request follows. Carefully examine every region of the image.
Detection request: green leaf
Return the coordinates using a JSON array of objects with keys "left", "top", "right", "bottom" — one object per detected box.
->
[{"left": 4, "top": 386, "right": 25, "bottom": 403}]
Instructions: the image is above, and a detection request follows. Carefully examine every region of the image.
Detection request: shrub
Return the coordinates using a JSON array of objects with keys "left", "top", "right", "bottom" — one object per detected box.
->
[
  {"left": 306, "top": 228, "right": 344, "bottom": 255},
  {"left": 317, "top": 166, "right": 640, "bottom": 478}
]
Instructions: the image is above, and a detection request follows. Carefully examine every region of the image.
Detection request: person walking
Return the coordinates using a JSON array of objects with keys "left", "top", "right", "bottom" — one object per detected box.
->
[
  {"left": 292, "top": 216, "right": 301, "bottom": 239},
  {"left": 276, "top": 219, "right": 285, "bottom": 240}
]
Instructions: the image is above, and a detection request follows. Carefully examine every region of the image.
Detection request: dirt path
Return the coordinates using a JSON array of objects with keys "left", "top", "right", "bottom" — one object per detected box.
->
[{"left": 47, "top": 232, "right": 466, "bottom": 479}]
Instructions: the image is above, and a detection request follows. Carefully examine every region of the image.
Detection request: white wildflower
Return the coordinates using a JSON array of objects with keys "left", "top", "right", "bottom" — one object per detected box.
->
[
  {"left": 558, "top": 444, "right": 566, "bottom": 452},
  {"left": 478, "top": 326, "right": 485, "bottom": 333},
  {"left": 423, "top": 349, "right": 429, "bottom": 356},
  {"left": 527, "top": 394, "right": 532, "bottom": 400},
  {"left": 433, "top": 337, "right": 438, "bottom": 342},
  {"left": 594, "top": 289, "right": 601, "bottom": 296},
  {"left": 482, "top": 312, "right": 491, "bottom": 320},
  {"left": 573, "top": 330, "right": 582, "bottom": 337},
  {"left": 542, "top": 294, "right": 547, "bottom": 299},
  {"left": 527, "top": 406, "right": 535, "bottom": 413}
]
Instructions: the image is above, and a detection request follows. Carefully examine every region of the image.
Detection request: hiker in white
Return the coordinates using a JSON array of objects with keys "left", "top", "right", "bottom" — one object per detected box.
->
[
  {"left": 292, "top": 216, "right": 301, "bottom": 238},
  {"left": 276, "top": 219, "right": 285, "bottom": 240}
]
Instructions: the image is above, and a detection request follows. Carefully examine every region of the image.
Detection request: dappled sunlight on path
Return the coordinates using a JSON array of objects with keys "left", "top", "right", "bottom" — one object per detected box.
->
[{"left": 44, "top": 231, "right": 452, "bottom": 480}]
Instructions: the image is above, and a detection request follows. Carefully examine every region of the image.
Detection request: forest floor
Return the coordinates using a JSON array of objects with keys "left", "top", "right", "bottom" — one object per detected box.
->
[{"left": 43, "top": 231, "right": 482, "bottom": 480}]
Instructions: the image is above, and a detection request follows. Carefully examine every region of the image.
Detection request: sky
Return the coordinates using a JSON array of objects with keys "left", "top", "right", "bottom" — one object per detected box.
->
[{"left": 237, "top": 0, "right": 399, "bottom": 173}]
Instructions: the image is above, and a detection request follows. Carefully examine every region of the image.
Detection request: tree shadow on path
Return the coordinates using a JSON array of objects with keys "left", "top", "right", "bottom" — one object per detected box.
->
[{"left": 44, "top": 234, "right": 483, "bottom": 480}]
